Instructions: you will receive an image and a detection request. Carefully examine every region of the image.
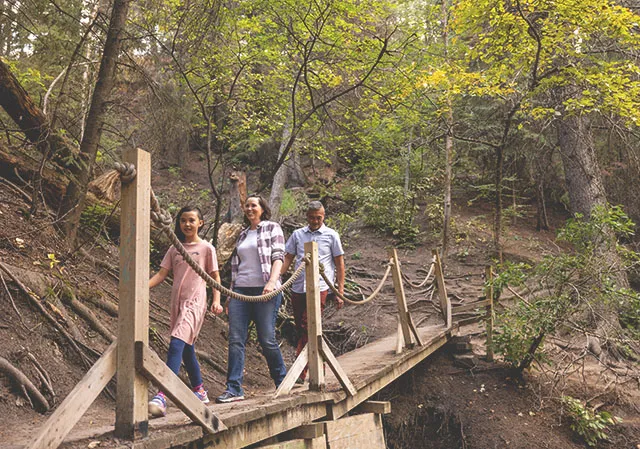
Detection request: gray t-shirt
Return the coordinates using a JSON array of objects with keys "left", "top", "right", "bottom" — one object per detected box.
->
[
  {"left": 235, "top": 230, "right": 265, "bottom": 287},
  {"left": 285, "top": 224, "right": 344, "bottom": 293}
]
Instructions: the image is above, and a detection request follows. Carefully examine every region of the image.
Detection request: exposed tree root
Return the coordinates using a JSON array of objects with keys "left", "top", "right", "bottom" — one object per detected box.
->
[
  {"left": 0, "top": 356, "right": 50, "bottom": 412},
  {"left": 0, "top": 261, "right": 93, "bottom": 369},
  {"left": 61, "top": 288, "right": 115, "bottom": 342},
  {"left": 0, "top": 270, "right": 28, "bottom": 329},
  {"left": 82, "top": 293, "right": 118, "bottom": 317},
  {"left": 79, "top": 248, "right": 119, "bottom": 277},
  {"left": 26, "top": 352, "right": 55, "bottom": 404},
  {"left": 195, "top": 349, "right": 227, "bottom": 376}
]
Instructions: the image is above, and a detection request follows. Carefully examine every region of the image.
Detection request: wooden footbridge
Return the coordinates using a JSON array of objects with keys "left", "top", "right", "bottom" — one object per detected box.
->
[{"left": 18, "top": 149, "right": 493, "bottom": 449}]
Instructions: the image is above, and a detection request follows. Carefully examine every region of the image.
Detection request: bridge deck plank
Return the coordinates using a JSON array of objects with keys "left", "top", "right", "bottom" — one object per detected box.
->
[{"left": 48, "top": 323, "right": 456, "bottom": 449}]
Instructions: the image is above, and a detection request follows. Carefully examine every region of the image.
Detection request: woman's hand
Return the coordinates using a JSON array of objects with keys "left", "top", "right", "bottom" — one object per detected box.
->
[
  {"left": 263, "top": 280, "right": 277, "bottom": 295},
  {"left": 210, "top": 302, "right": 223, "bottom": 315}
]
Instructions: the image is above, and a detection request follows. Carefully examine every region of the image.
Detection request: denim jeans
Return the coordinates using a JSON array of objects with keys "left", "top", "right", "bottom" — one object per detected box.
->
[
  {"left": 166, "top": 336, "right": 202, "bottom": 389},
  {"left": 225, "top": 287, "right": 286, "bottom": 395}
]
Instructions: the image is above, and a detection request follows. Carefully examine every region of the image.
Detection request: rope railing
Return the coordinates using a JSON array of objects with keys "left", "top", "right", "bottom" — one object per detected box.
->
[
  {"left": 319, "top": 260, "right": 393, "bottom": 305},
  {"left": 115, "top": 162, "right": 306, "bottom": 302},
  {"left": 115, "top": 161, "right": 437, "bottom": 310},
  {"left": 401, "top": 261, "right": 435, "bottom": 289}
]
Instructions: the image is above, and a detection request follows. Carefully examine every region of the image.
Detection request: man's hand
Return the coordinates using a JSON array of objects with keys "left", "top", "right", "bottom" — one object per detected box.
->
[{"left": 336, "top": 297, "right": 345, "bottom": 310}]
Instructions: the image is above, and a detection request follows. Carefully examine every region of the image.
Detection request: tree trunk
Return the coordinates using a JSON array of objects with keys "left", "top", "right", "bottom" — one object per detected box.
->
[
  {"left": 555, "top": 93, "right": 628, "bottom": 355},
  {"left": 556, "top": 112, "right": 607, "bottom": 216},
  {"left": 0, "top": 59, "right": 51, "bottom": 145},
  {"left": 79, "top": 0, "right": 102, "bottom": 142},
  {"left": 443, "top": 106, "right": 454, "bottom": 258},
  {"left": 269, "top": 114, "right": 293, "bottom": 221},
  {"left": 494, "top": 144, "right": 504, "bottom": 262},
  {"left": 58, "top": 0, "right": 131, "bottom": 244},
  {"left": 0, "top": 59, "right": 76, "bottom": 168},
  {"left": 440, "top": 0, "right": 454, "bottom": 259},
  {"left": 228, "top": 170, "right": 247, "bottom": 223},
  {"left": 535, "top": 181, "right": 549, "bottom": 231}
]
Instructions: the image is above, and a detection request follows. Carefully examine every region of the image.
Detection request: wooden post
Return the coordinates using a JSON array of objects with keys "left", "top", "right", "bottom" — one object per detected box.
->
[
  {"left": 432, "top": 249, "right": 452, "bottom": 328},
  {"left": 115, "top": 148, "right": 151, "bottom": 438},
  {"left": 485, "top": 266, "right": 494, "bottom": 362},
  {"left": 389, "top": 248, "right": 413, "bottom": 348},
  {"left": 276, "top": 244, "right": 354, "bottom": 397},
  {"left": 306, "top": 241, "right": 324, "bottom": 390}
]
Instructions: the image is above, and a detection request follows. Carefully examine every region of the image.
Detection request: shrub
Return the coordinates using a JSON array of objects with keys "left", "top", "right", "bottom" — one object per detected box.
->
[
  {"left": 80, "top": 203, "right": 113, "bottom": 236},
  {"left": 491, "top": 204, "right": 640, "bottom": 370},
  {"left": 325, "top": 212, "right": 355, "bottom": 239},
  {"left": 346, "top": 185, "right": 419, "bottom": 244},
  {"left": 561, "top": 396, "right": 620, "bottom": 447}
]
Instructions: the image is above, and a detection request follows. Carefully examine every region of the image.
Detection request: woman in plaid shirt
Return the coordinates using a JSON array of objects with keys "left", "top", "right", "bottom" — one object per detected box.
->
[{"left": 216, "top": 195, "right": 287, "bottom": 403}]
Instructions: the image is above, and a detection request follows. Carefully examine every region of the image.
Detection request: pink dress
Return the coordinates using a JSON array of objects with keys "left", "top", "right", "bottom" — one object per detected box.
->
[{"left": 160, "top": 240, "right": 218, "bottom": 345}]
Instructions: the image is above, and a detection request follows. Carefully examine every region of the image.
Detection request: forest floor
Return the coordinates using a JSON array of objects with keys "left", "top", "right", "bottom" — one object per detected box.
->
[{"left": 0, "top": 158, "right": 639, "bottom": 448}]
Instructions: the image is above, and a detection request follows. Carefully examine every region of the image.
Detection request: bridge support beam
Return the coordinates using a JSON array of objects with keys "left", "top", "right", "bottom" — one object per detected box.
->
[
  {"left": 27, "top": 148, "right": 225, "bottom": 449},
  {"left": 115, "top": 147, "right": 151, "bottom": 439},
  {"left": 276, "top": 242, "right": 355, "bottom": 398},
  {"left": 389, "top": 248, "right": 422, "bottom": 350},
  {"left": 433, "top": 249, "right": 452, "bottom": 329}
]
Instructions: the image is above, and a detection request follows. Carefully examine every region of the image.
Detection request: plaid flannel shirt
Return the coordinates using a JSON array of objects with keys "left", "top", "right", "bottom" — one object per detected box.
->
[{"left": 231, "top": 220, "right": 285, "bottom": 286}]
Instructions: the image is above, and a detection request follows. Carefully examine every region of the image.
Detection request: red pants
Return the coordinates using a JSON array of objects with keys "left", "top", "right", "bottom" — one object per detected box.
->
[{"left": 291, "top": 290, "right": 328, "bottom": 380}]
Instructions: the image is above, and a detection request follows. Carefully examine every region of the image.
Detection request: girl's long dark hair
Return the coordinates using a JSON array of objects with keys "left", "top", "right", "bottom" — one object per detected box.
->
[
  {"left": 243, "top": 195, "right": 272, "bottom": 226},
  {"left": 174, "top": 205, "right": 204, "bottom": 242}
]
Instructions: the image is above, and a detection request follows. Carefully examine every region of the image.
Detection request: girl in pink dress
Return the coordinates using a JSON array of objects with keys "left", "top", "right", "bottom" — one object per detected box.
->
[{"left": 147, "top": 206, "right": 223, "bottom": 417}]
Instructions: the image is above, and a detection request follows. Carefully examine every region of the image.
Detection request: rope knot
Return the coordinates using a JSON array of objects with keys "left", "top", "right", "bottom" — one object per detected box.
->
[
  {"left": 151, "top": 210, "right": 173, "bottom": 229},
  {"left": 114, "top": 162, "right": 137, "bottom": 183}
]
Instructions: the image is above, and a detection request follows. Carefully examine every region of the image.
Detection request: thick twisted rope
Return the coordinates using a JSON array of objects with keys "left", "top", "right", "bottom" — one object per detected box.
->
[
  {"left": 115, "top": 162, "right": 306, "bottom": 302},
  {"left": 401, "top": 261, "right": 435, "bottom": 289},
  {"left": 319, "top": 260, "right": 393, "bottom": 305}
]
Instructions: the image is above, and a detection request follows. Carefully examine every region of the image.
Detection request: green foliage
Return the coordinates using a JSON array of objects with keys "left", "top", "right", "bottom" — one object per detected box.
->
[
  {"left": 47, "top": 253, "right": 60, "bottom": 269},
  {"left": 279, "top": 190, "right": 298, "bottom": 217},
  {"left": 168, "top": 166, "right": 182, "bottom": 177},
  {"left": 325, "top": 212, "right": 356, "bottom": 240},
  {"left": 159, "top": 183, "right": 212, "bottom": 217},
  {"left": 278, "top": 189, "right": 308, "bottom": 218},
  {"left": 80, "top": 203, "right": 112, "bottom": 236},
  {"left": 346, "top": 185, "right": 420, "bottom": 245},
  {"left": 561, "top": 396, "right": 620, "bottom": 447},
  {"left": 492, "top": 204, "right": 640, "bottom": 368}
]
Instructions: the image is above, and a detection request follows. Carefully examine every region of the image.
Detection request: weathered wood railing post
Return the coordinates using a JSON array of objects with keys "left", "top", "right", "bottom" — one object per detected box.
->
[
  {"left": 389, "top": 248, "right": 413, "bottom": 348},
  {"left": 433, "top": 249, "right": 452, "bottom": 329},
  {"left": 306, "top": 241, "right": 324, "bottom": 390},
  {"left": 484, "top": 266, "right": 494, "bottom": 362},
  {"left": 27, "top": 148, "right": 224, "bottom": 448},
  {"left": 115, "top": 147, "right": 150, "bottom": 439},
  {"left": 275, "top": 242, "right": 356, "bottom": 397},
  {"left": 389, "top": 248, "right": 422, "bottom": 350}
]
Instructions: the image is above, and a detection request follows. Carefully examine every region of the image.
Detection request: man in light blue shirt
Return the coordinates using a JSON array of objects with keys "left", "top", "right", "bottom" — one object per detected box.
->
[{"left": 281, "top": 201, "right": 345, "bottom": 382}]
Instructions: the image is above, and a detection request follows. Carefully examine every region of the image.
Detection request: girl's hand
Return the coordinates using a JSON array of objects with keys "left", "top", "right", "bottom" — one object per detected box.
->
[
  {"left": 210, "top": 303, "right": 223, "bottom": 315},
  {"left": 263, "top": 280, "right": 276, "bottom": 295}
]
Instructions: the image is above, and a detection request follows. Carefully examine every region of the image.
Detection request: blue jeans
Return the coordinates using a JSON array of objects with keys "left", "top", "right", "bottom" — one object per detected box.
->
[
  {"left": 225, "top": 287, "right": 286, "bottom": 395},
  {"left": 166, "top": 337, "right": 202, "bottom": 389}
]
